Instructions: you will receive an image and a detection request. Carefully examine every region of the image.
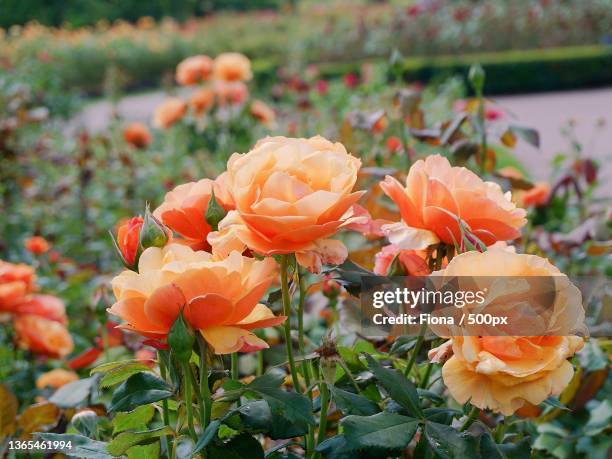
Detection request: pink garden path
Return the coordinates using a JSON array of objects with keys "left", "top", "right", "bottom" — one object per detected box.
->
[{"left": 70, "top": 87, "right": 612, "bottom": 183}]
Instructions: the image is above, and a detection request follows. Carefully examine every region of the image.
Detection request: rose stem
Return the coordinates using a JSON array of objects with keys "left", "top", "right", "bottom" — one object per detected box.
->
[
  {"left": 280, "top": 254, "right": 302, "bottom": 393},
  {"left": 459, "top": 405, "right": 479, "bottom": 432},
  {"left": 197, "top": 334, "right": 212, "bottom": 427},
  {"left": 158, "top": 351, "right": 172, "bottom": 459},
  {"left": 297, "top": 267, "right": 315, "bottom": 456},
  {"left": 181, "top": 361, "right": 198, "bottom": 443}
]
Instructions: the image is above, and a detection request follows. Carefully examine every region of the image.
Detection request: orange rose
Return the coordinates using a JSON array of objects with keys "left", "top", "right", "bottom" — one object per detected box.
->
[
  {"left": 213, "top": 80, "right": 249, "bottom": 106},
  {"left": 373, "top": 244, "right": 430, "bottom": 276},
  {"left": 36, "top": 368, "right": 79, "bottom": 389},
  {"left": 208, "top": 136, "right": 365, "bottom": 272},
  {"left": 13, "top": 294, "right": 67, "bottom": 325},
  {"left": 176, "top": 55, "right": 213, "bottom": 86},
  {"left": 115, "top": 216, "right": 144, "bottom": 267},
  {"left": 213, "top": 52, "right": 252, "bottom": 82},
  {"left": 250, "top": 100, "right": 276, "bottom": 127},
  {"left": 153, "top": 97, "right": 187, "bottom": 129},
  {"left": 430, "top": 247, "right": 585, "bottom": 415},
  {"left": 189, "top": 87, "right": 215, "bottom": 114},
  {"left": 381, "top": 154, "right": 526, "bottom": 249},
  {"left": 154, "top": 174, "right": 234, "bottom": 250},
  {"left": 109, "top": 244, "right": 284, "bottom": 354},
  {"left": 14, "top": 315, "right": 74, "bottom": 358},
  {"left": 518, "top": 182, "right": 550, "bottom": 208},
  {"left": 0, "top": 260, "right": 35, "bottom": 313},
  {"left": 25, "top": 236, "right": 50, "bottom": 255},
  {"left": 123, "top": 122, "right": 152, "bottom": 149}
]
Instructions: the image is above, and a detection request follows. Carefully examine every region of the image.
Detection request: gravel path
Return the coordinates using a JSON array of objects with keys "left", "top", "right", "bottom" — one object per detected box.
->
[{"left": 68, "top": 87, "right": 612, "bottom": 183}]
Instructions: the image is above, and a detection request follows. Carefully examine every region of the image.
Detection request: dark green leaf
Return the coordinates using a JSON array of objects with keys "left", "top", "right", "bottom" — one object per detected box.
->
[
  {"left": 424, "top": 421, "right": 476, "bottom": 459},
  {"left": 35, "top": 433, "right": 111, "bottom": 459},
  {"left": 193, "top": 419, "right": 221, "bottom": 453},
  {"left": 389, "top": 336, "right": 417, "bottom": 355},
  {"left": 541, "top": 396, "right": 571, "bottom": 412},
  {"left": 342, "top": 412, "right": 419, "bottom": 452},
  {"left": 207, "top": 434, "right": 264, "bottom": 459},
  {"left": 331, "top": 387, "right": 379, "bottom": 416},
  {"left": 479, "top": 432, "right": 532, "bottom": 459},
  {"left": 364, "top": 354, "right": 423, "bottom": 418},
  {"left": 110, "top": 372, "right": 173, "bottom": 412}
]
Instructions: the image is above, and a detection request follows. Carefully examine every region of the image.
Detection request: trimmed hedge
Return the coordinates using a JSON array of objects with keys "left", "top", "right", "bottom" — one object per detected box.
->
[{"left": 394, "top": 46, "right": 612, "bottom": 95}]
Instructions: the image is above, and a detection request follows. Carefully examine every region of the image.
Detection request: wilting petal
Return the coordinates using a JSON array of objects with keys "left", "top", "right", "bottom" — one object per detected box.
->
[
  {"left": 382, "top": 222, "right": 439, "bottom": 250},
  {"left": 296, "top": 238, "right": 348, "bottom": 273}
]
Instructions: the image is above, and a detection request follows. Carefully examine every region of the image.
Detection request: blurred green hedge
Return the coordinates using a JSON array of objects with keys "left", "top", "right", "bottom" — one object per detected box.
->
[
  {"left": 394, "top": 45, "right": 612, "bottom": 95},
  {"left": 0, "top": 0, "right": 284, "bottom": 28}
]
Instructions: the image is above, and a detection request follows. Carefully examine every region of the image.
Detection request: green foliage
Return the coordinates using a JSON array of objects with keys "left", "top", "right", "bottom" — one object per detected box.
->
[
  {"left": 396, "top": 46, "right": 612, "bottom": 95},
  {"left": 110, "top": 372, "right": 173, "bottom": 412}
]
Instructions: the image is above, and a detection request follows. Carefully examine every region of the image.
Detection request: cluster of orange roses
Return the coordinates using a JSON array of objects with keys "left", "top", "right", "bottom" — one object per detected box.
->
[
  {"left": 110, "top": 136, "right": 585, "bottom": 415},
  {"left": 149, "top": 52, "right": 275, "bottom": 131},
  {"left": 0, "top": 260, "right": 73, "bottom": 358}
]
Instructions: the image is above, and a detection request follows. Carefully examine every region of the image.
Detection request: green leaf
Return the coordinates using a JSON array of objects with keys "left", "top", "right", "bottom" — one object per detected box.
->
[
  {"left": 112, "top": 405, "right": 156, "bottom": 434},
  {"left": 100, "top": 363, "right": 153, "bottom": 388},
  {"left": 92, "top": 359, "right": 146, "bottom": 375},
  {"left": 315, "top": 436, "right": 355, "bottom": 459},
  {"left": 207, "top": 434, "right": 264, "bottom": 459},
  {"left": 35, "top": 433, "right": 112, "bottom": 459},
  {"left": 584, "top": 399, "right": 612, "bottom": 436},
  {"left": 127, "top": 441, "right": 160, "bottom": 459},
  {"left": 110, "top": 372, "right": 173, "bottom": 412},
  {"left": 193, "top": 419, "right": 221, "bottom": 453},
  {"left": 509, "top": 124, "right": 540, "bottom": 148},
  {"left": 49, "top": 376, "right": 96, "bottom": 408},
  {"left": 331, "top": 387, "right": 380, "bottom": 416},
  {"left": 342, "top": 412, "right": 419, "bottom": 452},
  {"left": 107, "top": 426, "right": 174, "bottom": 456},
  {"left": 424, "top": 421, "right": 476, "bottom": 459},
  {"left": 542, "top": 396, "right": 571, "bottom": 412},
  {"left": 389, "top": 336, "right": 417, "bottom": 355},
  {"left": 364, "top": 354, "right": 423, "bottom": 418},
  {"left": 479, "top": 432, "right": 532, "bottom": 459},
  {"left": 245, "top": 373, "right": 315, "bottom": 437}
]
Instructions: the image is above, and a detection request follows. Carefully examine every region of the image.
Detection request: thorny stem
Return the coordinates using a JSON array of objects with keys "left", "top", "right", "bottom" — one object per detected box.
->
[
  {"left": 280, "top": 255, "right": 302, "bottom": 393},
  {"left": 297, "top": 267, "right": 315, "bottom": 457},
  {"left": 181, "top": 361, "right": 198, "bottom": 444},
  {"left": 197, "top": 334, "right": 212, "bottom": 427}
]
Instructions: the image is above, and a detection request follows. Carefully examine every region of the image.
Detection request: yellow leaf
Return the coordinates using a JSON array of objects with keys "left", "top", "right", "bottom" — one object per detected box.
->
[
  {"left": 0, "top": 384, "right": 18, "bottom": 438},
  {"left": 500, "top": 129, "right": 517, "bottom": 148},
  {"left": 17, "top": 402, "right": 60, "bottom": 439}
]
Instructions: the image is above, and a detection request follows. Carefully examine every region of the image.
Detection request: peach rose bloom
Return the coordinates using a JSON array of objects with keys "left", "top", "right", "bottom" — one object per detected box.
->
[
  {"left": 109, "top": 244, "right": 284, "bottom": 354},
  {"left": 189, "top": 87, "right": 215, "bottom": 114},
  {"left": 213, "top": 80, "right": 249, "bottom": 106},
  {"left": 0, "top": 260, "right": 35, "bottom": 313},
  {"left": 518, "top": 182, "right": 550, "bottom": 208},
  {"left": 14, "top": 294, "right": 68, "bottom": 325},
  {"left": 381, "top": 155, "right": 526, "bottom": 249},
  {"left": 429, "top": 247, "right": 585, "bottom": 415},
  {"left": 14, "top": 315, "right": 74, "bottom": 358},
  {"left": 123, "top": 122, "right": 152, "bottom": 149},
  {"left": 154, "top": 174, "right": 234, "bottom": 250},
  {"left": 213, "top": 52, "right": 252, "bottom": 82},
  {"left": 36, "top": 368, "right": 79, "bottom": 389},
  {"left": 115, "top": 216, "right": 144, "bottom": 266},
  {"left": 176, "top": 55, "right": 213, "bottom": 86},
  {"left": 373, "top": 244, "right": 430, "bottom": 276},
  {"left": 250, "top": 100, "right": 276, "bottom": 127},
  {"left": 153, "top": 97, "right": 187, "bottom": 129},
  {"left": 25, "top": 236, "right": 50, "bottom": 255},
  {"left": 208, "top": 136, "right": 365, "bottom": 272}
]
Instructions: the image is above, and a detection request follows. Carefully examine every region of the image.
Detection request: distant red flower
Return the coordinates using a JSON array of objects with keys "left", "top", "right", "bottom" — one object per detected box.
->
[
  {"left": 25, "top": 236, "right": 50, "bottom": 255},
  {"left": 123, "top": 122, "right": 152, "bottom": 149},
  {"left": 386, "top": 136, "right": 402, "bottom": 153},
  {"left": 344, "top": 73, "right": 360, "bottom": 89},
  {"left": 316, "top": 80, "right": 329, "bottom": 96}
]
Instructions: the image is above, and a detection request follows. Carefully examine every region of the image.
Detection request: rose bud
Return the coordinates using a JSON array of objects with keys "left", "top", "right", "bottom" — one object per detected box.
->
[
  {"left": 111, "top": 216, "right": 144, "bottom": 270},
  {"left": 139, "top": 206, "right": 170, "bottom": 251},
  {"left": 168, "top": 312, "right": 195, "bottom": 364},
  {"left": 205, "top": 191, "right": 227, "bottom": 232}
]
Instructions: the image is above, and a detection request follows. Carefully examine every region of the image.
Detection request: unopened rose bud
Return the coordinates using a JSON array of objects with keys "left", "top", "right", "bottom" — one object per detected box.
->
[
  {"left": 140, "top": 206, "right": 169, "bottom": 250},
  {"left": 205, "top": 190, "right": 227, "bottom": 231},
  {"left": 168, "top": 312, "right": 194, "bottom": 364},
  {"left": 468, "top": 64, "right": 485, "bottom": 94},
  {"left": 386, "top": 254, "right": 407, "bottom": 276},
  {"left": 71, "top": 410, "right": 98, "bottom": 437}
]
